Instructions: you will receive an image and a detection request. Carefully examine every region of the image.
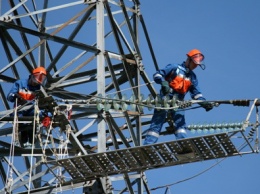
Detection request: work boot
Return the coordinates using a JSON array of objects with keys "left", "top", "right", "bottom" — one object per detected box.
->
[{"left": 23, "top": 141, "right": 33, "bottom": 148}]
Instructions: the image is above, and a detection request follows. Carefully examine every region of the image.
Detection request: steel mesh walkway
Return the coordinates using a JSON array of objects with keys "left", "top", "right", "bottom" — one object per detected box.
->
[{"left": 48, "top": 132, "right": 239, "bottom": 181}]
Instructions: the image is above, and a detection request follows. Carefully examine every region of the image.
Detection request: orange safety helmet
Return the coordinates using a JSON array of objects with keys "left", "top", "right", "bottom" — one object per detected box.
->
[
  {"left": 187, "top": 49, "right": 205, "bottom": 67},
  {"left": 32, "top": 67, "right": 47, "bottom": 75},
  {"left": 186, "top": 49, "right": 204, "bottom": 58},
  {"left": 31, "top": 67, "right": 47, "bottom": 84}
]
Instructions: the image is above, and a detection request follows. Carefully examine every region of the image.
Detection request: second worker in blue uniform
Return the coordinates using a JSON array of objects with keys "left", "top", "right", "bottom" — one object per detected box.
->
[{"left": 144, "top": 49, "right": 213, "bottom": 145}]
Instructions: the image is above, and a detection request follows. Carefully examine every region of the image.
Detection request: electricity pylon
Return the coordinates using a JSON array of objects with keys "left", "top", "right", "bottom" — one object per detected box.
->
[
  {"left": 0, "top": 1, "right": 157, "bottom": 193},
  {"left": 0, "top": 1, "right": 258, "bottom": 194}
]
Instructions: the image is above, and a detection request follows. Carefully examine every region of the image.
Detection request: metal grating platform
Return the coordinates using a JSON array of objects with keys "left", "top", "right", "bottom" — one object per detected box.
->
[{"left": 48, "top": 133, "right": 239, "bottom": 181}]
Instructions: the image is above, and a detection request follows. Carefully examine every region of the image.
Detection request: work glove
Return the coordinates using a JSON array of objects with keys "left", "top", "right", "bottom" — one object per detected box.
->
[
  {"left": 199, "top": 101, "right": 214, "bottom": 112},
  {"left": 161, "top": 81, "right": 170, "bottom": 95}
]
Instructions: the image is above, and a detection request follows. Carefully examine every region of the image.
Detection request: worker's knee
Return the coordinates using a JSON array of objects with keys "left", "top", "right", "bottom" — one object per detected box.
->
[
  {"left": 175, "top": 128, "right": 187, "bottom": 139},
  {"left": 144, "top": 131, "right": 159, "bottom": 145}
]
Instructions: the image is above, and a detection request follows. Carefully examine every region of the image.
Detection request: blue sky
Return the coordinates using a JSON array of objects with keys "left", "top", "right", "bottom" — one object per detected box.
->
[
  {"left": 0, "top": 0, "right": 259, "bottom": 193},
  {"left": 137, "top": 1, "right": 260, "bottom": 193}
]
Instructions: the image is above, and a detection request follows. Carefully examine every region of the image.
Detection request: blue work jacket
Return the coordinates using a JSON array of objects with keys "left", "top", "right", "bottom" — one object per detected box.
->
[
  {"left": 153, "top": 62, "right": 206, "bottom": 101},
  {"left": 7, "top": 78, "right": 40, "bottom": 103}
]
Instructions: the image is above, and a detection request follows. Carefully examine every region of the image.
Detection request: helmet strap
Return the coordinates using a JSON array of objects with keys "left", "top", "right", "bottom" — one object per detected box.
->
[{"left": 199, "top": 64, "right": 206, "bottom": 70}]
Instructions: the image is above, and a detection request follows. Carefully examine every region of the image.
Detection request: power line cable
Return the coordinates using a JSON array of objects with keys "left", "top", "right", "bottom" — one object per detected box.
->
[{"left": 150, "top": 158, "right": 226, "bottom": 191}]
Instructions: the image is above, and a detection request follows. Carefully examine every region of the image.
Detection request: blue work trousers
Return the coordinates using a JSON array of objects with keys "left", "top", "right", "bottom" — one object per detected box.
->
[{"left": 144, "top": 108, "right": 187, "bottom": 145}]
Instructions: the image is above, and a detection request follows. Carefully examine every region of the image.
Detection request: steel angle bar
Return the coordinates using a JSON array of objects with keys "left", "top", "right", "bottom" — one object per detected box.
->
[
  {"left": 0, "top": 147, "right": 69, "bottom": 157},
  {"left": 4, "top": 162, "right": 59, "bottom": 193},
  {"left": 85, "top": 75, "right": 128, "bottom": 98},
  {"left": 48, "top": 54, "right": 97, "bottom": 90},
  {"left": 138, "top": 14, "right": 159, "bottom": 71},
  {"left": 104, "top": 112, "right": 131, "bottom": 148},
  {"left": 19, "top": 1, "right": 44, "bottom": 30},
  {"left": 0, "top": 140, "right": 20, "bottom": 150},
  {"left": 15, "top": 182, "right": 88, "bottom": 194},
  {"left": 51, "top": 62, "right": 115, "bottom": 80},
  {"left": 47, "top": 5, "right": 96, "bottom": 72},
  {"left": 47, "top": 88, "right": 91, "bottom": 100},
  {"left": 107, "top": 52, "right": 137, "bottom": 64},
  {"left": 105, "top": 113, "right": 121, "bottom": 149},
  {"left": 104, "top": 1, "right": 138, "bottom": 97},
  {"left": 70, "top": 110, "right": 99, "bottom": 120},
  {"left": 234, "top": 99, "right": 260, "bottom": 152},
  {"left": 7, "top": 0, "right": 39, "bottom": 68},
  {"left": 108, "top": 0, "right": 138, "bottom": 13},
  {"left": 118, "top": 172, "right": 151, "bottom": 194},
  {"left": 140, "top": 70, "right": 157, "bottom": 97},
  {"left": 237, "top": 130, "right": 256, "bottom": 153},
  {"left": 131, "top": 0, "right": 140, "bottom": 5},
  {"left": 0, "top": 29, "right": 35, "bottom": 74},
  {"left": 0, "top": 28, "right": 21, "bottom": 78},
  {"left": 10, "top": 1, "right": 86, "bottom": 21},
  {"left": 1, "top": 157, "right": 30, "bottom": 190},
  {"left": 112, "top": 17, "right": 136, "bottom": 55},
  {"left": 0, "top": 163, "right": 6, "bottom": 190},
  {"left": 0, "top": 116, "right": 34, "bottom": 122},
  {"left": 49, "top": 65, "right": 124, "bottom": 88},
  {"left": 244, "top": 98, "right": 259, "bottom": 124},
  {"left": 50, "top": 51, "right": 88, "bottom": 78},
  {"left": 0, "top": 85, "right": 10, "bottom": 110},
  {"left": 105, "top": 53, "right": 123, "bottom": 98},
  {"left": 0, "top": 74, "right": 17, "bottom": 83},
  {"left": 123, "top": 111, "right": 139, "bottom": 146},
  {"left": 0, "top": 21, "right": 99, "bottom": 53},
  {"left": 119, "top": 0, "right": 142, "bottom": 57},
  {"left": 74, "top": 118, "right": 99, "bottom": 137},
  {"left": 1, "top": 0, "right": 28, "bottom": 18},
  {"left": 69, "top": 131, "right": 88, "bottom": 155},
  {"left": 105, "top": 74, "right": 129, "bottom": 94}
]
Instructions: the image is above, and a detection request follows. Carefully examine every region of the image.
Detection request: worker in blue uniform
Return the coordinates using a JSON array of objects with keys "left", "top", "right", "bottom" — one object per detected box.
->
[
  {"left": 7, "top": 67, "right": 51, "bottom": 145},
  {"left": 7, "top": 67, "right": 47, "bottom": 114},
  {"left": 144, "top": 49, "right": 213, "bottom": 145}
]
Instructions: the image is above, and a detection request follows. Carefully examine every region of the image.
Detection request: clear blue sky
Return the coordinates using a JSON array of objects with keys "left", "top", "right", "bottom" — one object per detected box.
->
[
  {"left": 1, "top": 1, "right": 260, "bottom": 194},
  {"left": 138, "top": 1, "right": 260, "bottom": 193}
]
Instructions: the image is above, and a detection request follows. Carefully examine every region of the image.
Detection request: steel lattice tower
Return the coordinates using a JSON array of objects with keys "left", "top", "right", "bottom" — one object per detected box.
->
[
  {"left": 0, "top": 0, "right": 158, "bottom": 193},
  {"left": 0, "top": 1, "right": 258, "bottom": 194}
]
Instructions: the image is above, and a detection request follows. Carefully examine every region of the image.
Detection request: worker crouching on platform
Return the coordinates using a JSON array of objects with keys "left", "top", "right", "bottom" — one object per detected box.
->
[
  {"left": 144, "top": 49, "right": 213, "bottom": 145},
  {"left": 7, "top": 67, "right": 51, "bottom": 145}
]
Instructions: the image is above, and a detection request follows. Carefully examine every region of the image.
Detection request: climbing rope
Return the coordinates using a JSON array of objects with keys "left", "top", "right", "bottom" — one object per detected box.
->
[
  {"left": 5, "top": 98, "right": 19, "bottom": 193},
  {"left": 27, "top": 98, "right": 41, "bottom": 193},
  {"left": 51, "top": 105, "right": 73, "bottom": 193}
]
